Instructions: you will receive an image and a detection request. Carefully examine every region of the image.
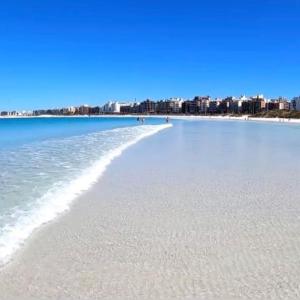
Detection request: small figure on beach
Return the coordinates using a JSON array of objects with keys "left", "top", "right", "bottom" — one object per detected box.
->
[{"left": 165, "top": 116, "right": 169, "bottom": 123}]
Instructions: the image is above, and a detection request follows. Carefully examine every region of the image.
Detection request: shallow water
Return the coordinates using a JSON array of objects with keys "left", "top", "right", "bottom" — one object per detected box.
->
[{"left": 0, "top": 117, "right": 168, "bottom": 263}]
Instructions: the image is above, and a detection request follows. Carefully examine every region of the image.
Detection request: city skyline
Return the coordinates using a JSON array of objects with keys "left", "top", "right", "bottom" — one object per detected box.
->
[
  {"left": 2, "top": 94, "right": 300, "bottom": 116},
  {"left": 1, "top": 92, "right": 299, "bottom": 112},
  {"left": 0, "top": 0, "right": 300, "bottom": 110}
]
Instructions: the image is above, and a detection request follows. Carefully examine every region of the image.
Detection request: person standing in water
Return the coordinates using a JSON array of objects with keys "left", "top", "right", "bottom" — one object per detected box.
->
[{"left": 166, "top": 116, "right": 169, "bottom": 123}]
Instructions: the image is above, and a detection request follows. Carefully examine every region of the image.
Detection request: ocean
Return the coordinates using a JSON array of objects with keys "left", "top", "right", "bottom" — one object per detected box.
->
[{"left": 0, "top": 116, "right": 170, "bottom": 264}]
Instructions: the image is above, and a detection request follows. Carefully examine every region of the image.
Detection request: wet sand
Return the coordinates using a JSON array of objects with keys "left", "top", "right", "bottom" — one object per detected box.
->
[{"left": 0, "top": 120, "right": 300, "bottom": 299}]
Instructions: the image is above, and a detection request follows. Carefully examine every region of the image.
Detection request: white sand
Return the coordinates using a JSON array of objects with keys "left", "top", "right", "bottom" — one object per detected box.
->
[
  {"left": 149, "top": 114, "right": 300, "bottom": 124},
  {"left": 0, "top": 120, "right": 300, "bottom": 299}
]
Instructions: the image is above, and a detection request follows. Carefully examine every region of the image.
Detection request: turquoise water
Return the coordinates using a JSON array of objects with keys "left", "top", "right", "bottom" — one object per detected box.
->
[
  {"left": 0, "top": 117, "right": 169, "bottom": 264},
  {"left": 0, "top": 117, "right": 163, "bottom": 148}
]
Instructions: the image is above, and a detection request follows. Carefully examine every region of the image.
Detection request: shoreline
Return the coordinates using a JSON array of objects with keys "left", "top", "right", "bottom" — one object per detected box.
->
[
  {"left": 1, "top": 114, "right": 300, "bottom": 124},
  {"left": 0, "top": 123, "right": 172, "bottom": 266}
]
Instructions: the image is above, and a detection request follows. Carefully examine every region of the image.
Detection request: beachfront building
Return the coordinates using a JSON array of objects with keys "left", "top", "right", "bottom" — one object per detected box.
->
[
  {"left": 50, "top": 108, "right": 62, "bottom": 115},
  {"left": 208, "top": 96, "right": 246, "bottom": 115},
  {"left": 182, "top": 100, "right": 195, "bottom": 114},
  {"left": 78, "top": 105, "right": 91, "bottom": 115},
  {"left": 167, "top": 98, "right": 184, "bottom": 114},
  {"left": 291, "top": 97, "right": 300, "bottom": 111},
  {"left": 139, "top": 99, "right": 156, "bottom": 114},
  {"left": 33, "top": 109, "right": 46, "bottom": 116},
  {"left": 241, "top": 95, "right": 266, "bottom": 114},
  {"left": 119, "top": 105, "right": 131, "bottom": 114},
  {"left": 5, "top": 94, "right": 295, "bottom": 117},
  {"left": 235, "top": 95, "right": 248, "bottom": 113},
  {"left": 90, "top": 106, "right": 101, "bottom": 114},
  {"left": 194, "top": 96, "right": 210, "bottom": 114},
  {"left": 219, "top": 97, "right": 236, "bottom": 114},
  {"left": 33, "top": 108, "right": 61, "bottom": 115},
  {"left": 267, "top": 97, "right": 290, "bottom": 111},
  {"left": 155, "top": 98, "right": 184, "bottom": 114},
  {"left": 182, "top": 96, "right": 210, "bottom": 114},
  {"left": 102, "top": 101, "right": 131, "bottom": 114},
  {"left": 102, "top": 101, "right": 118, "bottom": 113},
  {"left": 156, "top": 100, "right": 172, "bottom": 114},
  {"left": 1, "top": 111, "right": 16, "bottom": 116},
  {"left": 208, "top": 99, "right": 220, "bottom": 113},
  {"left": 111, "top": 102, "right": 120, "bottom": 113},
  {"left": 61, "top": 106, "right": 77, "bottom": 115},
  {"left": 102, "top": 101, "right": 116, "bottom": 113},
  {"left": 120, "top": 102, "right": 140, "bottom": 114}
]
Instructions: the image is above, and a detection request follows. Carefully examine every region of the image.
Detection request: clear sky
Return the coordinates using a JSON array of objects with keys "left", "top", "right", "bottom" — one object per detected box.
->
[{"left": 0, "top": 0, "right": 299, "bottom": 110}]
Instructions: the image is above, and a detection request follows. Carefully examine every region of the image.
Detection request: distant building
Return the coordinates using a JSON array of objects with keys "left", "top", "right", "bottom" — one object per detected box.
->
[
  {"left": 233, "top": 96, "right": 248, "bottom": 114},
  {"left": 182, "top": 100, "right": 196, "bottom": 114},
  {"left": 79, "top": 105, "right": 91, "bottom": 115},
  {"left": 102, "top": 101, "right": 118, "bottom": 113},
  {"left": 139, "top": 99, "right": 156, "bottom": 114},
  {"left": 181, "top": 96, "right": 209, "bottom": 114},
  {"left": 169, "top": 98, "right": 184, "bottom": 113},
  {"left": 68, "top": 106, "right": 76, "bottom": 114},
  {"left": 218, "top": 98, "right": 230, "bottom": 114},
  {"left": 156, "top": 98, "right": 183, "bottom": 114},
  {"left": 111, "top": 102, "right": 120, "bottom": 113},
  {"left": 4, "top": 94, "right": 294, "bottom": 117},
  {"left": 90, "top": 106, "right": 101, "bottom": 114},
  {"left": 267, "top": 97, "right": 290, "bottom": 111},
  {"left": 102, "top": 101, "right": 132, "bottom": 113},
  {"left": 120, "top": 105, "right": 132, "bottom": 114},
  {"left": 246, "top": 95, "right": 266, "bottom": 114},
  {"left": 62, "top": 106, "right": 76, "bottom": 115},
  {"left": 102, "top": 101, "right": 113, "bottom": 113},
  {"left": 208, "top": 100, "right": 220, "bottom": 113},
  {"left": 120, "top": 102, "right": 140, "bottom": 114},
  {"left": 240, "top": 95, "right": 248, "bottom": 101},
  {"left": 235, "top": 95, "right": 248, "bottom": 114},
  {"left": 291, "top": 97, "right": 300, "bottom": 111},
  {"left": 194, "top": 96, "right": 210, "bottom": 114},
  {"left": 156, "top": 100, "right": 171, "bottom": 114},
  {"left": 47, "top": 108, "right": 61, "bottom": 115}
]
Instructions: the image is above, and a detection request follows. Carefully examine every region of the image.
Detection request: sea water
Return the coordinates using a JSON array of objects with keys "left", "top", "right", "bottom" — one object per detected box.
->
[{"left": 0, "top": 117, "right": 171, "bottom": 264}]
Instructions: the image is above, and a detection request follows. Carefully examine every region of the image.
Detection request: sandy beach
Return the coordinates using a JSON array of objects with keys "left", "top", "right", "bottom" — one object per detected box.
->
[{"left": 1, "top": 120, "right": 300, "bottom": 299}]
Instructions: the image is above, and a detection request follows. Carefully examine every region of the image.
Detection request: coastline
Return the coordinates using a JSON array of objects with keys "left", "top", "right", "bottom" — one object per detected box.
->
[
  {"left": 1, "top": 114, "right": 300, "bottom": 124},
  {"left": 1, "top": 120, "right": 300, "bottom": 299},
  {"left": 0, "top": 123, "right": 172, "bottom": 266}
]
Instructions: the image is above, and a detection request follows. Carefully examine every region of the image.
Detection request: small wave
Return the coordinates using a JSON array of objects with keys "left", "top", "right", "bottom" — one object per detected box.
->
[{"left": 0, "top": 123, "right": 172, "bottom": 265}]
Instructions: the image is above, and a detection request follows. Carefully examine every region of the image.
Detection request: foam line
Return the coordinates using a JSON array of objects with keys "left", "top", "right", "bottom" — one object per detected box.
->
[{"left": 0, "top": 124, "right": 172, "bottom": 265}]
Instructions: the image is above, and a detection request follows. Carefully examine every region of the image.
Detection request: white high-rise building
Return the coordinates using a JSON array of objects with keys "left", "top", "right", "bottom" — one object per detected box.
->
[
  {"left": 102, "top": 101, "right": 130, "bottom": 113},
  {"left": 169, "top": 98, "right": 184, "bottom": 113},
  {"left": 102, "top": 101, "right": 115, "bottom": 113}
]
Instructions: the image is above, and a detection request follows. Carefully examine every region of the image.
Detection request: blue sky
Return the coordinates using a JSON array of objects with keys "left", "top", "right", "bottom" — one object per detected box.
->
[{"left": 0, "top": 0, "right": 299, "bottom": 110}]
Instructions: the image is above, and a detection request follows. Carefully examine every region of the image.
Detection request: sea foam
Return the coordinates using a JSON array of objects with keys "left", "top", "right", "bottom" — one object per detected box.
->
[{"left": 0, "top": 123, "right": 172, "bottom": 265}]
